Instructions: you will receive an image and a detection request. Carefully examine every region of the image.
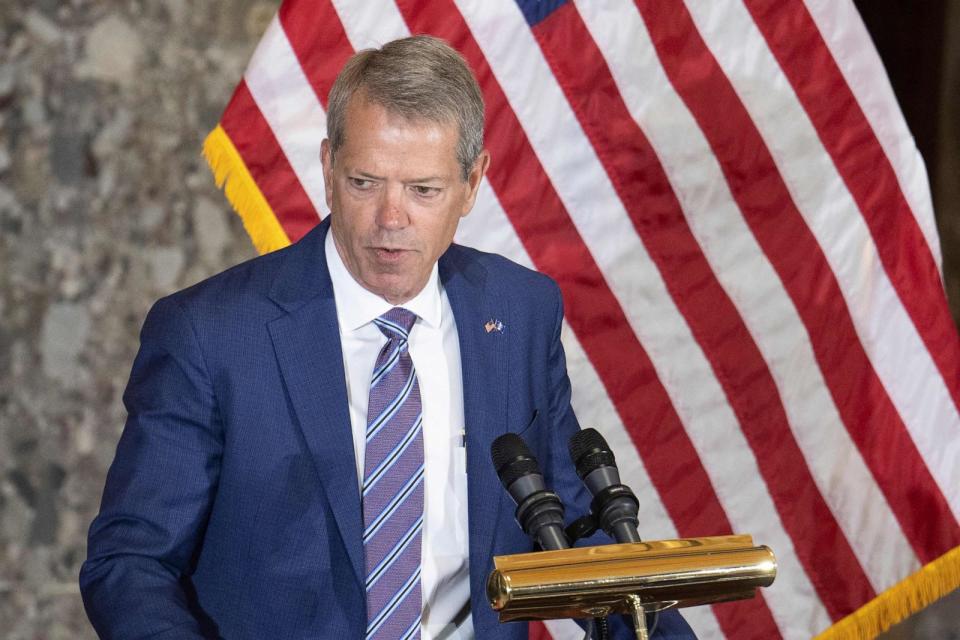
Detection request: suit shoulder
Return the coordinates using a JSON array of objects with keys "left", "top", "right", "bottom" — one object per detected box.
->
[
  {"left": 147, "top": 240, "right": 300, "bottom": 333},
  {"left": 167, "top": 242, "right": 292, "bottom": 307}
]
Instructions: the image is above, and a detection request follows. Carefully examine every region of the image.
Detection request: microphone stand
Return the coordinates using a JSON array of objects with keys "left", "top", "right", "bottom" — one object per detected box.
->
[
  {"left": 490, "top": 432, "right": 777, "bottom": 638},
  {"left": 625, "top": 595, "right": 648, "bottom": 640}
]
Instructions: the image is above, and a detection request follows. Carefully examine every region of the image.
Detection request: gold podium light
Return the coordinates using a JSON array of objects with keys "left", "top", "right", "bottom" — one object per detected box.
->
[{"left": 487, "top": 535, "right": 776, "bottom": 624}]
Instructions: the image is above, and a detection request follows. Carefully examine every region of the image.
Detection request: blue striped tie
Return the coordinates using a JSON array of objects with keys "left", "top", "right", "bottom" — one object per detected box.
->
[{"left": 363, "top": 308, "right": 423, "bottom": 640}]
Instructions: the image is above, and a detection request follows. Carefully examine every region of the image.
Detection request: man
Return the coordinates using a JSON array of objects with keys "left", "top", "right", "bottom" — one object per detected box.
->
[{"left": 80, "top": 36, "right": 695, "bottom": 639}]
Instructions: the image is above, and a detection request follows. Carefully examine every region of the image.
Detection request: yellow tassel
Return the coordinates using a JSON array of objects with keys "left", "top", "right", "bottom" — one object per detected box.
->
[
  {"left": 202, "top": 125, "right": 291, "bottom": 255},
  {"left": 816, "top": 546, "right": 960, "bottom": 639}
]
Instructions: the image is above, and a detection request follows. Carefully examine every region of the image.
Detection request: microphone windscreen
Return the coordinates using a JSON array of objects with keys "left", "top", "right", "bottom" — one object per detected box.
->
[
  {"left": 491, "top": 433, "right": 542, "bottom": 486},
  {"left": 568, "top": 428, "right": 617, "bottom": 478},
  {"left": 491, "top": 433, "right": 530, "bottom": 469}
]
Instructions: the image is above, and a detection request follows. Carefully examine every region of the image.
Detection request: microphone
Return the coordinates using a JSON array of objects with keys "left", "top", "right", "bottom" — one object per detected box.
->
[
  {"left": 568, "top": 428, "right": 641, "bottom": 543},
  {"left": 491, "top": 433, "right": 570, "bottom": 550}
]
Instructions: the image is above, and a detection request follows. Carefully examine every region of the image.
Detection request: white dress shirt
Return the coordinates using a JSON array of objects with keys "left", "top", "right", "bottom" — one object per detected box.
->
[{"left": 325, "top": 233, "right": 473, "bottom": 639}]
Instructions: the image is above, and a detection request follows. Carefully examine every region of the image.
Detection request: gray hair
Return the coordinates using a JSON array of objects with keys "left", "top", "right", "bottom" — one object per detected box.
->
[{"left": 326, "top": 35, "right": 485, "bottom": 181}]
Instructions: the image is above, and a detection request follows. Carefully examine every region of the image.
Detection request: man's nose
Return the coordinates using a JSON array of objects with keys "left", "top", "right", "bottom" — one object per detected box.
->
[{"left": 376, "top": 184, "right": 410, "bottom": 229}]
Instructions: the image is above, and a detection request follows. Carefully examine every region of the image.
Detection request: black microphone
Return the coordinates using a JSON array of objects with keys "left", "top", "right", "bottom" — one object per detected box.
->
[
  {"left": 568, "top": 428, "right": 641, "bottom": 543},
  {"left": 491, "top": 433, "right": 570, "bottom": 550}
]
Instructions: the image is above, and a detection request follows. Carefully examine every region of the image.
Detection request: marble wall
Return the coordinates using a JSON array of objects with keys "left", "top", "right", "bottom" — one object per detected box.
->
[
  {"left": 1, "top": 1, "right": 264, "bottom": 636},
  {"left": 0, "top": 1, "right": 956, "bottom": 638}
]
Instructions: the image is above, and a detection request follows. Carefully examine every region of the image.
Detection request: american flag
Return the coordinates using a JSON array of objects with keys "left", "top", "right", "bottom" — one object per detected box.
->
[{"left": 203, "top": 1, "right": 960, "bottom": 638}]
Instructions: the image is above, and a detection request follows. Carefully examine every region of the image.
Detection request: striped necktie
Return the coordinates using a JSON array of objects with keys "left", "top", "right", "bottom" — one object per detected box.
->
[{"left": 363, "top": 308, "right": 424, "bottom": 640}]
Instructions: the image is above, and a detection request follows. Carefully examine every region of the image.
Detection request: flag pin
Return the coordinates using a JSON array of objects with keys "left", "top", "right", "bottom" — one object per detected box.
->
[{"left": 484, "top": 319, "right": 504, "bottom": 333}]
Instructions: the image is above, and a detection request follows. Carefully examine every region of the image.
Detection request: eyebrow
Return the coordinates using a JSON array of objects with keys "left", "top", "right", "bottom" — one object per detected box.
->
[
  {"left": 405, "top": 176, "right": 445, "bottom": 184},
  {"left": 352, "top": 170, "right": 385, "bottom": 180},
  {"left": 350, "top": 170, "right": 447, "bottom": 184}
]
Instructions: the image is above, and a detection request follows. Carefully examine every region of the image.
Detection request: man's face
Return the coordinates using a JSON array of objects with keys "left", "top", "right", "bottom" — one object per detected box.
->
[{"left": 321, "top": 95, "right": 489, "bottom": 304}]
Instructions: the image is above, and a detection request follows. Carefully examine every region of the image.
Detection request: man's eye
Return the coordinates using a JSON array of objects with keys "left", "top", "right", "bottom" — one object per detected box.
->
[
  {"left": 348, "top": 177, "right": 374, "bottom": 189},
  {"left": 412, "top": 185, "right": 440, "bottom": 197}
]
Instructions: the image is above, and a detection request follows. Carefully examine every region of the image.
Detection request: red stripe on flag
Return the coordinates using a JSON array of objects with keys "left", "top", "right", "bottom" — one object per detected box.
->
[
  {"left": 633, "top": 0, "right": 960, "bottom": 562},
  {"left": 534, "top": 2, "right": 874, "bottom": 621},
  {"left": 744, "top": 0, "right": 960, "bottom": 413},
  {"left": 278, "top": 0, "right": 354, "bottom": 108},
  {"left": 393, "top": 0, "right": 781, "bottom": 636},
  {"left": 529, "top": 621, "right": 551, "bottom": 640},
  {"left": 220, "top": 81, "right": 319, "bottom": 243}
]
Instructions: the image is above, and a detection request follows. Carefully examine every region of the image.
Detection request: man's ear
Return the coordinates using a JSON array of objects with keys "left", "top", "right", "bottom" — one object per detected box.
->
[
  {"left": 321, "top": 139, "right": 334, "bottom": 209},
  {"left": 461, "top": 149, "right": 491, "bottom": 217}
]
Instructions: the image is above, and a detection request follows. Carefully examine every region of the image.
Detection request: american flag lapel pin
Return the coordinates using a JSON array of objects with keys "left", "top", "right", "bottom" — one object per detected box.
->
[{"left": 484, "top": 318, "right": 504, "bottom": 333}]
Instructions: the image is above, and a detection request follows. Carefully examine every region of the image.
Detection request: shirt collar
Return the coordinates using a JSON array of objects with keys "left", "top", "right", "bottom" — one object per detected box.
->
[{"left": 325, "top": 229, "right": 443, "bottom": 332}]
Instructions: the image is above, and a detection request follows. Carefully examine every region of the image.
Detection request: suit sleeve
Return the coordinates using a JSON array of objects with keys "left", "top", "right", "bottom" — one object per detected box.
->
[
  {"left": 540, "top": 283, "right": 698, "bottom": 640},
  {"left": 79, "top": 297, "right": 222, "bottom": 639}
]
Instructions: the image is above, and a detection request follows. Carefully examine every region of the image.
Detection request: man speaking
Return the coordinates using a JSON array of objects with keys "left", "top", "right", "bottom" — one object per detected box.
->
[{"left": 80, "top": 36, "right": 694, "bottom": 639}]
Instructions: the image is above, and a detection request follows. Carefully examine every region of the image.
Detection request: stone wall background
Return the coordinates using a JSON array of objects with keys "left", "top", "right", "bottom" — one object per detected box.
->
[
  {"left": 1, "top": 1, "right": 264, "bottom": 636},
  {"left": 0, "top": 1, "right": 956, "bottom": 638}
]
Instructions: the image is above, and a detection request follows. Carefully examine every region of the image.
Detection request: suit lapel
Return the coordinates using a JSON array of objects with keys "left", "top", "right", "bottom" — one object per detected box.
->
[
  {"left": 267, "top": 220, "right": 365, "bottom": 589},
  {"left": 440, "top": 248, "right": 510, "bottom": 611}
]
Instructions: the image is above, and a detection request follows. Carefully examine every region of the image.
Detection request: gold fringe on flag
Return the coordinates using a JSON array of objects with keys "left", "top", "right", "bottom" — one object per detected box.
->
[
  {"left": 202, "top": 125, "right": 291, "bottom": 256},
  {"left": 816, "top": 546, "right": 960, "bottom": 639}
]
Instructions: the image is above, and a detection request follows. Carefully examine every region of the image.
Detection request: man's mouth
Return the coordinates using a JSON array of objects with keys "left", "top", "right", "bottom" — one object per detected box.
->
[{"left": 372, "top": 247, "right": 410, "bottom": 260}]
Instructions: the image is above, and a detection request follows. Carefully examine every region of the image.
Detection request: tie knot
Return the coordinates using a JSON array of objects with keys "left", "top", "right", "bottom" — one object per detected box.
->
[{"left": 374, "top": 307, "right": 418, "bottom": 341}]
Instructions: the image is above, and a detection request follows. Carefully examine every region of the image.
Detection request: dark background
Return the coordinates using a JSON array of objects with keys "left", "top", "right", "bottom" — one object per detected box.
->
[{"left": 856, "top": 0, "right": 960, "bottom": 324}]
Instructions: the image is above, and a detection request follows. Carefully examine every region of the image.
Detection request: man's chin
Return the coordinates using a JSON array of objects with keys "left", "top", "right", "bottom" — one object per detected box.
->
[
  {"left": 380, "top": 287, "right": 418, "bottom": 305},
  {"left": 360, "top": 274, "right": 419, "bottom": 305}
]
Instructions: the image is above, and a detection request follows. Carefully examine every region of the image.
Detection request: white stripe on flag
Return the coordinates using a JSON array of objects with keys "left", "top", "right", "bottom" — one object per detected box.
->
[
  {"left": 333, "top": 0, "right": 409, "bottom": 49},
  {"left": 685, "top": 0, "right": 960, "bottom": 520},
  {"left": 244, "top": 15, "right": 328, "bottom": 214},
  {"left": 455, "top": 181, "right": 532, "bottom": 266},
  {"left": 803, "top": 0, "right": 941, "bottom": 265},
  {"left": 576, "top": 0, "right": 918, "bottom": 593},
  {"left": 454, "top": 1, "right": 828, "bottom": 635}
]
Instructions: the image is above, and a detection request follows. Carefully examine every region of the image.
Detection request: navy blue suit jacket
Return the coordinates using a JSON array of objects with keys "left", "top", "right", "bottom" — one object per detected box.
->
[{"left": 80, "top": 219, "right": 695, "bottom": 639}]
